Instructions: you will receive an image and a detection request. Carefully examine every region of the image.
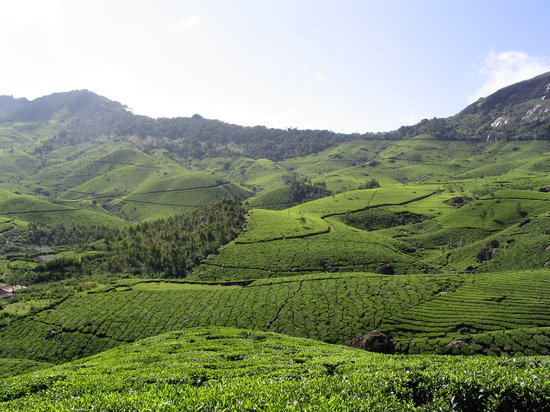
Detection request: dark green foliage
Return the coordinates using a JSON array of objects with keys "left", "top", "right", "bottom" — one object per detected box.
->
[
  {"left": 0, "top": 223, "right": 118, "bottom": 256},
  {"left": 0, "top": 273, "right": 464, "bottom": 363},
  {"left": 285, "top": 177, "right": 332, "bottom": 204},
  {"left": 340, "top": 209, "right": 425, "bottom": 231},
  {"left": 7, "top": 256, "right": 83, "bottom": 285},
  {"left": 112, "top": 197, "right": 246, "bottom": 277},
  {"left": 358, "top": 178, "right": 380, "bottom": 189}
]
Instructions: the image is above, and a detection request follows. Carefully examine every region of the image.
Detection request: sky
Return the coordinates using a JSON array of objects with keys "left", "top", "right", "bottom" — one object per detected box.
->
[{"left": 0, "top": 0, "right": 549, "bottom": 133}]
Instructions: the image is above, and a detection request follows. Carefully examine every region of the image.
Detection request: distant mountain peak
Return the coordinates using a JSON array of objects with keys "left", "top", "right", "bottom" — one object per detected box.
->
[{"left": 460, "top": 71, "right": 550, "bottom": 115}]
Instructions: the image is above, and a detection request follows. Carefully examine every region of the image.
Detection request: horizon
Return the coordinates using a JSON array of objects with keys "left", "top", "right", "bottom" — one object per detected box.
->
[{"left": 1, "top": 0, "right": 549, "bottom": 133}]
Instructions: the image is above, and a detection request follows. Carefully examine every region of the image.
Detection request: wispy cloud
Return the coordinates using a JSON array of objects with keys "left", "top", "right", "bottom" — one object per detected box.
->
[
  {"left": 313, "top": 70, "right": 328, "bottom": 83},
  {"left": 170, "top": 16, "right": 200, "bottom": 32},
  {"left": 469, "top": 51, "right": 550, "bottom": 102},
  {"left": 0, "top": 0, "right": 67, "bottom": 26},
  {"left": 301, "top": 68, "right": 329, "bottom": 88}
]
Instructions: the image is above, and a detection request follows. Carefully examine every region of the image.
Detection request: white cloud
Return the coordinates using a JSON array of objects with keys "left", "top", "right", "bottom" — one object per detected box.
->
[
  {"left": 170, "top": 16, "right": 200, "bottom": 32},
  {"left": 469, "top": 51, "right": 550, "bottom": 102},
  {"left": 313, "top": 70, "right": 329, "bottom": 83},
  {"left": 301, "top": 68, "right": 329, "bottom": 88},
  {"left": 0, "top": 0, "right": 67, "bottom": 26}
]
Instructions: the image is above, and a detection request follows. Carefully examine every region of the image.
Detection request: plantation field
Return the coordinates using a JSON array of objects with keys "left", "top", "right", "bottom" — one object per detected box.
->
[
  {"left": 0, "top": 358, "right": 53, "bottom": 379},
  {"left": 290, "top": 185, "right": 440, "bottom": 217},
  {"left": 0, "top": 190, "right": 126, "bottom": 228},
  {"left": 245, "top": 187, "right": 294, "bottom": 210},
  {"left": 236, "top": 209, "right": 330, "bottom": 243},
  {"left": 441, "top": 212, "right": 550, "bottom": 272},
  {"left": 382, "top": 270, "right": 550, "bottom": 337},
  {"left": 1, "top": 327, "right": 548, "bottom": 411},
  {"left": 436, "top": 196, "right": 549, "bottom": 231},
  {"left": 1, "top": 270, "right": 549, "bottom": 364},
  {"left": 193, "top": 219, "right": 420, "bottom": 280}
]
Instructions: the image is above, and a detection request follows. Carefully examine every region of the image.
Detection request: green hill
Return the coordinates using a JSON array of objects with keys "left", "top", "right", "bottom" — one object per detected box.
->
[
  {"left": 0, "top": 73, "right": 549, "bottom": 409},
  {"left": 0, "top": 190, "right": 125, "bottom": 228},
  {"left": 1, "top": 327, "right": 548, "bottom": 411},
  {"left": 1, "top": 269, "right": 549, "bottom": 364}
]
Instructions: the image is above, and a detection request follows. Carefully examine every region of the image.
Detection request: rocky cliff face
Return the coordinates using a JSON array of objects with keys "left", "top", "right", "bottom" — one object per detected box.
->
[
  {"left": 458, "top": 71, "right": 550, "bottom": 141},
  {"left": 390, "top": 71, "right": 550, "bottom": 141}
]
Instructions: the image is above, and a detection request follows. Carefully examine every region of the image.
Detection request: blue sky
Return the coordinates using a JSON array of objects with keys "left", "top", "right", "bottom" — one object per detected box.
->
[{"left": 0, "top": 0, "right": 549, "bottom": 133}]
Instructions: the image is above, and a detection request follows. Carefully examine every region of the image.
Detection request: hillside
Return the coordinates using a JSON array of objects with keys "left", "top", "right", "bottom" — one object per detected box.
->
[
  {"left": 0, "top": 72, "right": 549, "bottom": 410},
  {"left": 0, "top": 72, "right": 549, "bottom": 165},
  {"left": 389, "top": 71, "right": 550, "bottom": 141},
  {"left": 1, "top": 327, "right": 548, "bottom": 411}
]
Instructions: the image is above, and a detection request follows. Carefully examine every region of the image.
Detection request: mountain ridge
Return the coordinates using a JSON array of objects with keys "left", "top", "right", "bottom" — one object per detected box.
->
[{"left": 1, "top": 71, "right": 549, "bottom": 160}]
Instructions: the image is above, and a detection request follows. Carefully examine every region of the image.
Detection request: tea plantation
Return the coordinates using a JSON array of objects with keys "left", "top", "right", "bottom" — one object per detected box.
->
[
  {"left": 1, "top": 269, "right": 549, "bottom": 365},
  {"left": 1, "top": 94, "right": 550, "bottom": 410},
  {"left": 0, "top": 327, "right": 548, "bottom": 411}
]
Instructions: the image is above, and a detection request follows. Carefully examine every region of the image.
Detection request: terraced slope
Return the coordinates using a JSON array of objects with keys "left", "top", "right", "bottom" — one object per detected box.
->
[
  {"left": 1, "top": 327, "right": 549, "bottom": 411},
  {"left": 382, "top": 270, "right": 550, "bottom": 354},
  {"left": 1, "top": 270, "right": 548, "bottom": 364},
  {"left": 443, "top": 212, "right": 550, "bottom": 272},
  {"left": 0, "top": 359, "right": 52, "bottom": 379},
  {"left": 0, "top": 190, "right": 126, "bottom": 229}
]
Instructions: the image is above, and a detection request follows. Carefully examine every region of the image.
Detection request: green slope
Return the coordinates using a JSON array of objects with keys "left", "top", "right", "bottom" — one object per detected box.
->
[
  {"left": 1, "top": 270, "right": 549, "bottom": 364},
  {"left": 0, "top": 190, "right": 126, "bottom": 228},
  {"left": 1, "top": 327, "right": 548, "bottom": 411}
]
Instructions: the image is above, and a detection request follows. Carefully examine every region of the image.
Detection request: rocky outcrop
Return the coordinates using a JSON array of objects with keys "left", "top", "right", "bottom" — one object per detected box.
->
[{"left": 346, "top": 330, "right": 395, "bottom": 354}]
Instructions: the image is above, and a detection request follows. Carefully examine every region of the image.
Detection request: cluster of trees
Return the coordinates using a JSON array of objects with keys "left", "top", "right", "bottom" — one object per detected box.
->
[
  {"left": 2, "top": 90, "right": 387, "bottom": 160},
  {"left": 24, "top": 223, "right": 116, "bottom": 248},
  {"left": 7, "top": 88, "right": 549, "bottom": 164},
  {"left": 109, "top": 197, "right": 247, "bottom": 277},
  {"left": 358, "top": 178, "right": 380, "bottom": 190},
  {"left": 2, "top": 198, "right": 247, "bottom": 283},
  {"left": 285, "top": 177, "right": 332, "bottom": 204},
  {"left": 0, "top": 223, "right": 117, "bottom": 256}
]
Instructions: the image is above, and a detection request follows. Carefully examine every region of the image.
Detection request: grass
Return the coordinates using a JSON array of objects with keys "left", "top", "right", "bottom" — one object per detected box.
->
[
  {"left": 0, "top": 299, "right": 55, "bottom": 317},
  {"left": 0, "top": 327, "right": 548, "bottom": 411}
]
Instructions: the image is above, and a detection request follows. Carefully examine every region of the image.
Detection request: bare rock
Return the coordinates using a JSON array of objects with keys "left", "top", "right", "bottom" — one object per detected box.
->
[
  {"left": 377, "top": 264, "right": 395, "bottom": 275},
  {"left": 458, "top": 265, "right": 478, "bottom": 274},
  {"left": 446, "top": 340, "right": 466, "bottom": 352},
  {"left": 485, "top": 239, "right": 500, "bottom": 248},
  {"left": 346, "top": 330, "right": 395, "bottom": 354},
  {"left": 444, "top": 197, "right": 474, "bottom": 208},
  {"left": 518, "top": 219, "right": 531, "bottom": 228},
  {"left": 476, "top": 247, "right": 497, "bottom": 262}
]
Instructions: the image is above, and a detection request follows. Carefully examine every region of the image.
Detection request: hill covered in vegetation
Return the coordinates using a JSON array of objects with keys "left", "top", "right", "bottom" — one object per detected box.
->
[
  {"left": 1, "top": 327, "right": 548, "bottom": 411},
  {"left": 0, "top": 72, "right": 549, "bottom": 410}
]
